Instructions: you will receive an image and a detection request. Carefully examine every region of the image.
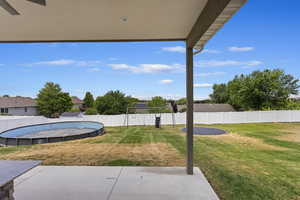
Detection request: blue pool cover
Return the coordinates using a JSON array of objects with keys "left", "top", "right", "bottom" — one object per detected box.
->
[
  {"left": 181, "top": 127, "right": 226, "bottom": 135},
  {"left": 0, "top": 121, "right": 103, "bottom": 138}
]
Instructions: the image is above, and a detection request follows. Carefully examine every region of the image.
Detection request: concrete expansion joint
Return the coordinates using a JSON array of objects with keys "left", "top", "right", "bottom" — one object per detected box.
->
[{"left": 106, "top": 167, "right": 124, "bottom": 200}]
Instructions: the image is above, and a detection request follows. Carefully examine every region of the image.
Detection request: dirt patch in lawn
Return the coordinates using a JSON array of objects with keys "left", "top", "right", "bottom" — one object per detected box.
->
[
  {"left": 278, "top": 127, "right": 300, "bottom": 143},
  {"left": 208, "top": 133, "right": 287, "bottom": 150},
  {"left": 0, "top": 143, "right": 185, "bottom": 166}
]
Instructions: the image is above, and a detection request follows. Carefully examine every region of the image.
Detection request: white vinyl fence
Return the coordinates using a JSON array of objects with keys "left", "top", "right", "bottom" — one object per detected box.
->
[{"left": 0, "top": 110, "right": 300, "bottom": 132}]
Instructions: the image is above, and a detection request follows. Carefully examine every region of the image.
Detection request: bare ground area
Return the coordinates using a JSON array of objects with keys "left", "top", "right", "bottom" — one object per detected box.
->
[{"left": 278, "top": 126, "right": 300, "bottom": 142}]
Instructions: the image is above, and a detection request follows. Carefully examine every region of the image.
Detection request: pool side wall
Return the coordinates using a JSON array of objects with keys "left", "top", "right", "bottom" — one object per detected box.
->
[{"left": 0, "top": 121, "right": 104, "bottom": 146}]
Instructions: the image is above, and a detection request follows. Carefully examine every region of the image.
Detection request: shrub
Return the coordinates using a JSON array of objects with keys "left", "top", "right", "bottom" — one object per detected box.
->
[
  {"left": 84, "top": 108, "right": 98, "bottom": 115},
  {"left": 95, "top": 90, "right": 129, "bottom": 115},
  {"left": 0, "top": 113, "right": 11, "bottom": 116},
  {"left": 69, "top": 107, "right": 81, "bottom": 112}
]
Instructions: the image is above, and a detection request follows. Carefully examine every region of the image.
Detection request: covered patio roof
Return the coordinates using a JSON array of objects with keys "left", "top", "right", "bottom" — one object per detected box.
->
[
  {"left": 0, "top": 0, "right": 247, "bottom": 175},
  {"left": 0, "top": 0, "right": 246, "bottom": 49}
]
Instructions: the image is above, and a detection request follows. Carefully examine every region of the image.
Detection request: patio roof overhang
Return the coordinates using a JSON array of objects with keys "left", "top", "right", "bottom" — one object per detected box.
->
[
  {"left": 0, "top": 0, "right": 247, "bottom": 175},
  {"left": 0, "top": 0, "right": 247, "bottom": 49}
]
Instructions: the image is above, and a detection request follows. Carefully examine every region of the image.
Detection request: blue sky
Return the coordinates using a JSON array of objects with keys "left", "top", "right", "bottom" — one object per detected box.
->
[{"left": 0, "top": 0, "right": 299, "bottom": 100}]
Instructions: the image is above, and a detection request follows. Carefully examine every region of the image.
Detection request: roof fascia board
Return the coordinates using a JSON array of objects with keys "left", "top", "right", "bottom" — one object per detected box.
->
[{"left": 186, "top": 0, "right": 231, "bottom": 48}]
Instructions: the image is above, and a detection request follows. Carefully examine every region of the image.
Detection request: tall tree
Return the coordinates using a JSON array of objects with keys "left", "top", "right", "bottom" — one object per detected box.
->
[
  {"left": 210, "top": 84, "right": 229, "bottom": 103},
  {"left": 148, "top": 96, "right": 170, "bottom": 113},
  {"left": 126, "top": 96, "right": 139, "bottom": 107},
  {"left": 227, "top": 75, "right": 245, "bottom": 110},
  {"left": 95, "top": 90, "right": 129, "bottom": 115},
  {"left": 83, "top": 92, "right": 94, "bottom": 108},
  {"left": 211, "top": 69, "right": 299, "bottom": 110},
  {"left": 240, "top": 69, "right": 299, "bottom": 110},
  {"left": 37, "top": 82, "right": 73, "bottom": 118}
]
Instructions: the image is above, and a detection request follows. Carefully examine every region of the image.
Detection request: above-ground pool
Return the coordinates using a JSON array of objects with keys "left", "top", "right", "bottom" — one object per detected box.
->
[{"left": 0, "top": 121, "right": 104, "bottom": 146}]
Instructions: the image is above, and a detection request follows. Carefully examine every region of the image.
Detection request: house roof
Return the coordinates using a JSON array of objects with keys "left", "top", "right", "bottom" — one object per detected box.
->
[
  {"left": 0, "top": 0, "right": 247, "bottom": 49},
  {"left": 178, "top": 104, "right": 236, "bottom": 112},
  {"left": 0, "top": 97, "right": 36, "bottom": 108},
  {"left": 134, "top": 103, "right": 148, "bottom": 109},
  {"left": 71, "top": 97, "right": 83, "bottom": 105},
  {"left": 194, "top": 104, "right": 236, "bottom": 112}
]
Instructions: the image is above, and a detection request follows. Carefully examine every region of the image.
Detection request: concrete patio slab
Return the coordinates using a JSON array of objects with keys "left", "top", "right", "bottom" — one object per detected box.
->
[
  {"left": 110, "top": 167, "right": 219, "bottom": 200},
  {"left": 15, "top": 166, "right": 121, "bottom": 200},
  {"left": 14, "top": 166, "right": 219, "bottom": 200}
]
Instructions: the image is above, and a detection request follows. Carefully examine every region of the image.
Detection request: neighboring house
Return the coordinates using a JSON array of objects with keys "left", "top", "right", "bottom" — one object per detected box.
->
[
  {"left": 71, "top": 96, "right": 83, "bottom": 110},
  {"left": 0, "top": 97, "right": 38, "bottom": 116},
  {"left": 178, "top": 104, "right": 236, "bottom": 113},
  {"left": 130, "top": 102, "right": 149, "bottom": 113},
  {"left": 131, "top": 101, "right": 176, "bottom": 113}
]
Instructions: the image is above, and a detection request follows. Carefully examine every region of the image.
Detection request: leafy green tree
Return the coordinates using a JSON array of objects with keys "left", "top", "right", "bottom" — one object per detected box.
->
[
  {"left": 235, "top": 70, "right": 298, "bottom": 110},
  {"left": 210, "top": 84, "right": 229, "bottom": 103},
  {"left": 37, "top": 82, "right": 73, "bottom": 118},
  {"left": 83, "top": 92, "right": 94, "bottom": 108},
  {"left": 285, "top": 99, "right": 300, "bottom": 110},
  {"left": 211, "top": 69, "right": 299, "bottom": 110},
  {"left": 126, "top": 96, "right": 139, "bottom": 107},
  {"left": 176, "top": 98, "right": 187, "bottom": 105},
  {"left": 95, "top": 90, "right": 129, "bottom": 115},
  {"left": 227, "top": 75, "right": 245, "bottom": 110},
  {"left": 148, "top": 96, "right": 170, "bottom": 113}
]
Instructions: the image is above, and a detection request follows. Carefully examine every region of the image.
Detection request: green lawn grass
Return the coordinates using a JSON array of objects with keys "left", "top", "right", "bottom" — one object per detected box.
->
[{"left": 0, "top": 123, "right": 299, "bottom": 200}]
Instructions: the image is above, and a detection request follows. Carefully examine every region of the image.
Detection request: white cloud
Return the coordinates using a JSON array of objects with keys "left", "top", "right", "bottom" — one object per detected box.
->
[
  {"left": 76, "top": 61, "right": 101, "bottom": 67},
  {"left": 161, "top": 46, "right": 185, "bottom": 53},
  {"left": 197, "top": 60, "right": 263, "bottom": 67},
  {"left": 29, "top": 59, "right": 101, "bottom": 67},
  {"left": 33, "top": 59, "right": 75, "bottom": 65},
  {"left": 133, "top": 94, "right": 183, "bottom": 100},
  {"left": 108, "top": 64, "right": 184, "bottom": 74},
  {"left": 195, "top": 72, "right": 226, "bottom": 77},
  {"left": 201, "top": 49, "right": 221, "bottom": 54},
  {"left": 194, "top": 83, "right": 213, "bottom": 88},
  {"left": 228, "top": 46, "right": 254, "bottom": 52},
  {"left": 108, "top": 57, "right": 118, "bottom": 61},
  {"left": 159, "top": 79, "right": 173, "bottom": 84},
  {"left": 246, "top": 61, "right": 263, "bottom": 66},
  {"left": 87, "top": 68, "right": 101, "bottom": 72}
]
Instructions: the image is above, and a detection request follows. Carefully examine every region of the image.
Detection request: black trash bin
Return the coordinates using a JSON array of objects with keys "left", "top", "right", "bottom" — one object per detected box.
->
[{"left": 155, "top": 116, "right": 161, "bottom": 128}]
